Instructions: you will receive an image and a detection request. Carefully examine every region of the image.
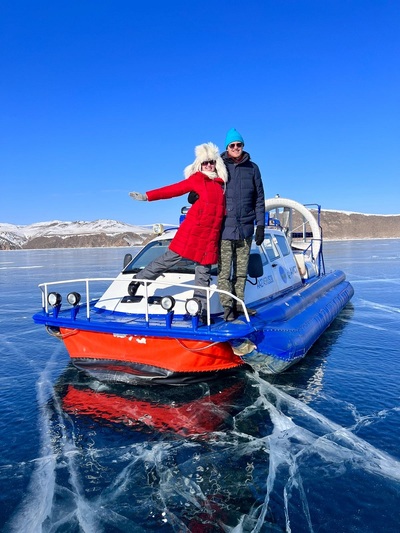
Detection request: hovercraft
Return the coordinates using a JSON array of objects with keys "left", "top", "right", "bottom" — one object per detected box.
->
[{"left": 33, "top": 198, "right": 354, "bottom": 385}]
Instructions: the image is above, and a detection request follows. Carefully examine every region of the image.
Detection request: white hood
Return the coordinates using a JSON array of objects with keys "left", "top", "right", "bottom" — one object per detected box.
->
[{"left": 184, "top": 142, "right": 228, "bottom": 182}]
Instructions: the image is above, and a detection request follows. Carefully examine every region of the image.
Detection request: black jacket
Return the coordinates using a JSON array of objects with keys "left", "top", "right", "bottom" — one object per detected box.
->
[{"left": 220, "top": 151, "right": 265, "bottom": 240}]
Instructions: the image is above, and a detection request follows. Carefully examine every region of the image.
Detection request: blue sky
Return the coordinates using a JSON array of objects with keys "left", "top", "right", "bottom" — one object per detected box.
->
[{"left": 1, "top": 0, "right": 399, "bottom": 226}]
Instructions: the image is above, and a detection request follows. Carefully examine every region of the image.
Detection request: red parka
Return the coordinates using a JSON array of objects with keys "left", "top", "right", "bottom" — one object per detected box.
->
[{"left": 146, "top": 172, "right": 225, "bottom": 265}]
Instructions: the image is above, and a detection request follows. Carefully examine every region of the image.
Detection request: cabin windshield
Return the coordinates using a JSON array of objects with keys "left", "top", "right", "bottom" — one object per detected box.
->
[
  {"left": 264, "top": 233, "right": 280, "bottom": 261},
  {"left": 123, "top": 239, "right": 217, "bottom": 275},
  {"left": 274, "top": 234, "right": 291, "bottom": 256}
]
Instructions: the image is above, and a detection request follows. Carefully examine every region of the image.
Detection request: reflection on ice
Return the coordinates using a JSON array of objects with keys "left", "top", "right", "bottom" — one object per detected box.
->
[
  {"left": 359, "top": 299, "right": 400, "bottom": 315},
  {"left": 0, "top": 265, "right": 43, "bottom": 270},
  {"left": 7, "top": 366, "right": 400, "bottom": 532}
]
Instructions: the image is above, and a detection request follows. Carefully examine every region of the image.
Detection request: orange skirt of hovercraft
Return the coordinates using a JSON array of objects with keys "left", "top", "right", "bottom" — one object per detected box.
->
[{"left": 60, "top": 328, "right": 244, "bottom": 373}]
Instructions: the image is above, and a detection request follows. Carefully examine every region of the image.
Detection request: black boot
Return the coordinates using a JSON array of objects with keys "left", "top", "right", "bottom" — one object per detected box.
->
[
  {"left": 223, "top": 307, "right": 236, "bottom": 322},
  {"left": 199, "top": 310, "right": 214, "bottom": 325},
  {"left": 238, "top": 306, "right": 257, "bottom": 317},
  {"left": 128, "top": 281, "right": 140, "bottom": 297}
]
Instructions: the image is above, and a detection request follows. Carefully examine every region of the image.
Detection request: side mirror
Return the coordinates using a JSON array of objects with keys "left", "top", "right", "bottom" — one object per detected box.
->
[
  {"left": 123, "top": 253, "right": 132, "bottom": 269},
  {"left": 248, "top": 253, "right": 263, "bottom": 278}
]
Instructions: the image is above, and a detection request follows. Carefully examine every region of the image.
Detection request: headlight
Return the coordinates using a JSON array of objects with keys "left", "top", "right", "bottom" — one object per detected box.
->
[
  {"left": 48, "top": 292, "right": 62, "bottom": 307},
  {"left": 67, "top": 292, "right": 81, "bottom": 306},
  {"left": 153, "top": 223, "right": 164, "bottom": 235},
  {"left": 160, "top": 296, "right": 175, "bottom": 312},
  {"left": 185, "top": 298, "right": 201, "bottom": 316}
]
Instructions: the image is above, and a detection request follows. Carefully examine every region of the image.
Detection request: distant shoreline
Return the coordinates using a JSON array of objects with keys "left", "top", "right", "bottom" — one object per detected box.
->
[{"left": 1, "top": 236, "right": 400, "bottom": 253}]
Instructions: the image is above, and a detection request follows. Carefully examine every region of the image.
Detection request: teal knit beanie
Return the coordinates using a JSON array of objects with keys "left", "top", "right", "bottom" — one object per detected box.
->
[{"left": 225, "top": 128, "right": 245, "bottom": 148}]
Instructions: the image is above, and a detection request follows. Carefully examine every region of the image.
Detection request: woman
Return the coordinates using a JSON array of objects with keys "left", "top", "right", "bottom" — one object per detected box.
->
[{"left": 129, "top": 142, "right": 227, "bottom": 323}]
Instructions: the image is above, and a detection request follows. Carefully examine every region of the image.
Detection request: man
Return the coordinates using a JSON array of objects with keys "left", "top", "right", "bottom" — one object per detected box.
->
[{"left": 219, "top": 128, "right": 265, "bottom": 321}]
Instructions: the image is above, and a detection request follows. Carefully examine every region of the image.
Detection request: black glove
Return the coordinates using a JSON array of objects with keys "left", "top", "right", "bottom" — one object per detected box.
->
[
  {"left": 187, "top": 191, "right": 199, "bottom": 204},
  {"left": 255, "top": 225, "right": 265, "bottom": 246}
]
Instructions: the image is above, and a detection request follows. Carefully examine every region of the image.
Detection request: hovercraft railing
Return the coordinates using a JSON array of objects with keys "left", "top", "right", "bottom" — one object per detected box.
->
[
  {"left": 38, "top": 278, "right": 250, "bottom": 326},
  {"left": 267, "top": 215, "right": 324, "bottom": 276}
]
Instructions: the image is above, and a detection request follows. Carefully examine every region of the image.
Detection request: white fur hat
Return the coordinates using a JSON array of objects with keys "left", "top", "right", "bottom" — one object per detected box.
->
[{"left": 184, "top": 142, "right": 228, "bottom": 182}]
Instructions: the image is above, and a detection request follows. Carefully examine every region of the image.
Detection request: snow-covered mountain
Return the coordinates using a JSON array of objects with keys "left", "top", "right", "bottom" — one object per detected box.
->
[
  {"left": 1, "top": 210, "right": 399, "bottom": 250},
  {"left": 0, "top": 219, "right": 154, "bottom": 250}
]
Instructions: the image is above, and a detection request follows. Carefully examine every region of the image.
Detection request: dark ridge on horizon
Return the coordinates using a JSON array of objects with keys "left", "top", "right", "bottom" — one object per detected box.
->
[{"left": 1, "top": 211, "right": 399, "bottom": 250}]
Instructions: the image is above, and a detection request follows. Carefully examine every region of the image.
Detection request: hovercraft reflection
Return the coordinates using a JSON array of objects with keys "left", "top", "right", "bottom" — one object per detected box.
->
[
  {"left": 58, "top": 365, "right": 246, "bottom": 437},
  {"left": 33, "top": 198, "right": 354, "bottom": 384}
]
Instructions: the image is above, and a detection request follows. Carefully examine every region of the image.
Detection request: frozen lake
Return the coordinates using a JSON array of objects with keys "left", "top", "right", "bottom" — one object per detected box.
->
[{"left": 1, "top": 240, "right": 399, "bottom": 532}]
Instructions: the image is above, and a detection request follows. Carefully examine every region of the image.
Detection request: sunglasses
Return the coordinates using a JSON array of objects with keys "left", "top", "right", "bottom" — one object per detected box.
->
[
  {"left": 228, "top": 142, "right": 243, "bottom": 149},
  {"left": 201, "top": 160, "right": 216, "bottom": 165}
]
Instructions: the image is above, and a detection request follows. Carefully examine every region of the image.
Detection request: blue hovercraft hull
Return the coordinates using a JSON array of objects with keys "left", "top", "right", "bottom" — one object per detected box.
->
[{"left": 239, "top": 270, "right": 354, "bottom": 373}]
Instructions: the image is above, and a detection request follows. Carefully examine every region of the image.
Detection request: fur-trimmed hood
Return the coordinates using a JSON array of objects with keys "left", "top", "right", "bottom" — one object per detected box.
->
[{"left": 184, "top": 142, "right": 227, "bottom": 182}]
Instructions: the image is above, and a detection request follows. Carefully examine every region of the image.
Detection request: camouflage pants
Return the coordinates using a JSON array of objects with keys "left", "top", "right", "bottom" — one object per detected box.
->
[{"left": 218, "top": 237, "right": 252, "bottom": 309}]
